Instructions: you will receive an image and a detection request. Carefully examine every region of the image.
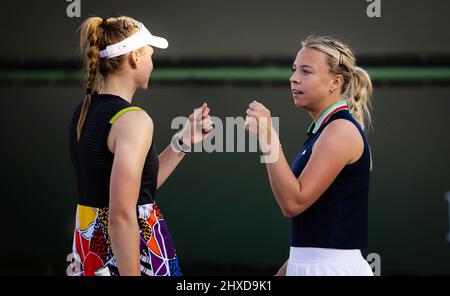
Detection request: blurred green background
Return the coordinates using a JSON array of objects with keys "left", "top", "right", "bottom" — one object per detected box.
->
[{"left": 1, "top": 0, "right": 449, "bottom": 275}]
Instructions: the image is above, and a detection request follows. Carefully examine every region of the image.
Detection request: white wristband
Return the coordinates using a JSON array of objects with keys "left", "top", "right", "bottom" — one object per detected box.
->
[{"left": 171, "top": 133, "right": 191, "bottom": 153}]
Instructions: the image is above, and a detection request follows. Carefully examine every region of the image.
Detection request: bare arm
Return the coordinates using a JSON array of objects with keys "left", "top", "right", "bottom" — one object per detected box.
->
[
  {"left": 275, "top": 259, "right": 288, "bottom": 276},
  {"left": 156, "top": 144, "right": 185, "bottom": 189},
  {"left": 246, "top": 101, "right": 363, "bottom": 218},
  {"left": 264, "top": 120, "right": 363, "bottom": 217},
  {"left": 156, "top": 103, "right": 213, "bottom": 189},
  {"left": 108, "top": 111, "right": 154, "bottom": 276}
]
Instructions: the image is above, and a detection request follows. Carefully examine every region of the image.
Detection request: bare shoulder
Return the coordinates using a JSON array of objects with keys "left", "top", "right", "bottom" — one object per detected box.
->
[
  {"left": 322, "top": 119, "right": 361, "bottom": 140},
  {"left": 108, "top": 110, "right": 153, "bottom": 153},
  {"left": 315, "top": 119, "right": 364, "bottom": 164},
  {"left": 112, "top": 110, "right": 153, "bottom": 135}
]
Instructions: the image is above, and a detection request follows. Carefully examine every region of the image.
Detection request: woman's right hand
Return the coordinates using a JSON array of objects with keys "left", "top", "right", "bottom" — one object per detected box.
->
[
  {"left": 244, "top": 100, "right": 273, "bottom": 142},
  {"left": 177, "top": 103, "right": 214, "bottom": 147},
  {"left": 244, "top": 100, "right": 281, "bottom": 161}
]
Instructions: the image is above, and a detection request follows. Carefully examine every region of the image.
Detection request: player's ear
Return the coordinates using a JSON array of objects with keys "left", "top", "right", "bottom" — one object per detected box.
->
[{"left": 128, "top": 50, "right": 139, "bottom": 68}]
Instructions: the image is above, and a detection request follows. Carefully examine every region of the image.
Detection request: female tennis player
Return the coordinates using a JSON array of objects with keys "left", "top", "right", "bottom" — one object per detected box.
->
[
  {"left": 245, "top": 35, "right": 374, "bottom": 276},
  {"left": 68, "top": 16, "right": 213, "bottom": 276}
]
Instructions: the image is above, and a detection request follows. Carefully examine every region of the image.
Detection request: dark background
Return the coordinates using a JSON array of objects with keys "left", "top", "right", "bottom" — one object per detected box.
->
[{"left": 1, "top": 0, "right": 449, "bottom": 275}]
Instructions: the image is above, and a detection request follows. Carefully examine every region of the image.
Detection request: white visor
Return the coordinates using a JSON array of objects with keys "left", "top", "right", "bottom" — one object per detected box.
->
[{"left": 99, "top": 24, "right": 168, "bottom": 59}]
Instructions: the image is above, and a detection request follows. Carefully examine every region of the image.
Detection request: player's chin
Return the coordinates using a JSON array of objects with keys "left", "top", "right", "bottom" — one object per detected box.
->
[{"left": 293, "top": 96, "right": 307, "bottom": 108}]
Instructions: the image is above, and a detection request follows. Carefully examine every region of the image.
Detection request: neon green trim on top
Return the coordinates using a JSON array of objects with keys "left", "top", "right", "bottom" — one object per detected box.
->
[{"left": 109, "top": 106, "right": 144, "bottom": 124}]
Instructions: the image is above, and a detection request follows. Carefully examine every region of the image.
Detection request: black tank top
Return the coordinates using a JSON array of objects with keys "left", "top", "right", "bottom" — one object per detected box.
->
[{"left": 68, "top": 93, "right": 159, "bottom": 208}]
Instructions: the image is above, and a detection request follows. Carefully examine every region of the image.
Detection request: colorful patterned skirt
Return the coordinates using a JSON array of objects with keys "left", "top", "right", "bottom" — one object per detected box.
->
[{"left": 69, "top": 202, "right": 182, "bottom": 276}]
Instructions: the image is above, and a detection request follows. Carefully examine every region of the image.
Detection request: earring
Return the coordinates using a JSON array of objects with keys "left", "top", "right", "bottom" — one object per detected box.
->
[{"left": 329, "top": 88, "right": 334, "bottom": 94}]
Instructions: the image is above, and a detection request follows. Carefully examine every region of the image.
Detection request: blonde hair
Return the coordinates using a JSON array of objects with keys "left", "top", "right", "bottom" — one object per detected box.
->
[
  {"left": 76, "top": 16, "right": 141, "bottom": 141},
  {"left": 302, "top": 35, "right": 373, "bottom": 131}
]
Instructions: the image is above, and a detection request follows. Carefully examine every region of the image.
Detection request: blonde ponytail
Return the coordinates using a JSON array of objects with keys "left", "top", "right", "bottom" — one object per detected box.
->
[
  {"left": 76, "top": 17, "right": 103, "bottom": 141},
  {"left": 347, "top": 66, "right": 373, "bottom": 131},
  {"left": 76, "top": 16, "right": 141, "bottom": 141},
  {"left": 302, "top": 35, "right": 374, "bottom": 131}
]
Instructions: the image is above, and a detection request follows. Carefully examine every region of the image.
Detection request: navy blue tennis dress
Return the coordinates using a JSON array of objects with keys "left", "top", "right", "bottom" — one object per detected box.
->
[
  {"left": 290, "top": 99, "right": 371, "bottom": 249},
  {"left": 286, "top": 99, "right": 373, "bottom": 276}
]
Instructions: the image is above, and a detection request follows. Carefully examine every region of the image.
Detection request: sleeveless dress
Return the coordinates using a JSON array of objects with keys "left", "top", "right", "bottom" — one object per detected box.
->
[
  {"left": 68, "top": 93, "right": 181, "bottom": 276},
  {"left": 287, "top": 100, "right": 373, "bottom": 276}
]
